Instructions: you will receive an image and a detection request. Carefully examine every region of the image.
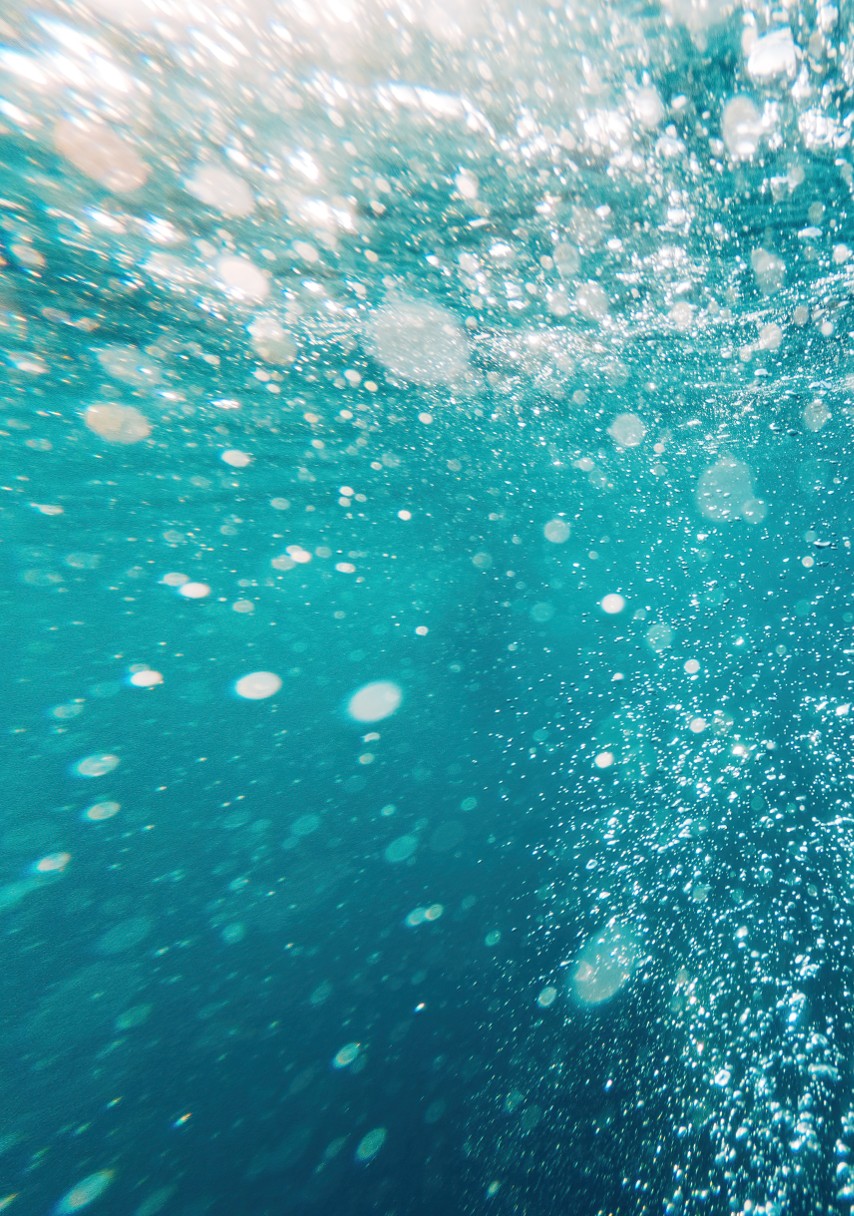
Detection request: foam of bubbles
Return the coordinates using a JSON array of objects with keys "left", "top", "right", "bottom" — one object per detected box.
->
[{"left": 347, "top": 680, "right": 403, "bottom": 723}]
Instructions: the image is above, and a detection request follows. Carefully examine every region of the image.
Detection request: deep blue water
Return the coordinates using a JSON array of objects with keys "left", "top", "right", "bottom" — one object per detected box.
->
[{"left": 1, "top": 2, "right": 853, "bottom": 1214}]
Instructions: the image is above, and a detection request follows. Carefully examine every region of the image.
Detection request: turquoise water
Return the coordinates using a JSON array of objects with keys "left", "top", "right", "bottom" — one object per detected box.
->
[{"left": 1, "top": 2, "right": 853, "bottom": 1214}]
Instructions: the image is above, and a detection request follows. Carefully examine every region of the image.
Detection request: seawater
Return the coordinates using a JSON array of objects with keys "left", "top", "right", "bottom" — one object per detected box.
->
[{"left": 1, "top": 2, "right": 853, "bottom": 1215}]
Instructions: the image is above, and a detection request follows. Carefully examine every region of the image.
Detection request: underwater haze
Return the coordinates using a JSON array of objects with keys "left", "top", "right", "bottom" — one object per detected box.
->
[{"left": 1, "top": 0, "right": 853, "bottom": 1214}]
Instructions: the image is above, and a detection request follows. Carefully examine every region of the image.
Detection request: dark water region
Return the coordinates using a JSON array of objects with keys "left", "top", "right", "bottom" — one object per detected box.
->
[{"left": 1, "top": 1, "right": 854, "bottom": 1214}]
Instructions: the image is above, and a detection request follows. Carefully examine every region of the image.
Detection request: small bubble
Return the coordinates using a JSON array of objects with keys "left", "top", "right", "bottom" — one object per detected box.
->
[
  {"left": 73, "top": 753, "right": 120, "bottom": 778},
  {"left": 234, "top": 671, "right": 282, "bottom": 700}
]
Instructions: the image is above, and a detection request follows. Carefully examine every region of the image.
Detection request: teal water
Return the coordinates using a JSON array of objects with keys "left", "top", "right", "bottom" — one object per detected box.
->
[{"left": 1, "top": 3, "right": 853, "bottom": 1214}]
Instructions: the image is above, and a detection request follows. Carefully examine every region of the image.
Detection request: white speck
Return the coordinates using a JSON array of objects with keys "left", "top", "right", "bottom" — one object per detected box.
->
[
  {"left": 221, "top": 449, "right": 251, "bottom": 468},
  {"left": 347, "top": 680, "right": 402, "bottom": 723},
  {"left": 714, "top": 1068, "right": 731, "bottom": 1087},
  {"left": 234, "top": 671, "right": 282, "bottom": 700}
]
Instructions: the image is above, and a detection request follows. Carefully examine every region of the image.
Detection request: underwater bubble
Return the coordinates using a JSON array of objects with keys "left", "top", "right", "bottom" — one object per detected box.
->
[
  {"left": 55, "top": 117, "right": 147, "bottom": 192},
  {"left": 384, "top": 834, "right": 418, "bottom": 863},
  {"left": 84, "top": 403, "right": 151, "bottom": 444},
  {"left": 96, "top": 915, "right": 153, "bottom": 955},
  {"left": 367, "top": 298, "right": 467, "bottom": 386},
  {"left": 185, "top": 164, "right": 254, "bottom": 217},
  {"left": 601, "top": 594, "right": 626, "bottom": 615},
  {"left": 347, "top": 681, "right": 402, "bottom": 723},
  {"left": 55, "top": 1169, "right": 115, "bottom": 1214},
  {"left": 129, "top": 669, "right": 163, "bottom": 688},
  {"left": 216, "top": 254, "right": 269, "bottom": 303},
  {"left": 570, "top": 924, "right": 640, "bottom": 1006},
  {"left": 607, "top": 413, "right": 646, "bottom": 448},
  {"left": 722, "top": 96, "right": 763, "bottom": 160},
  {"left": 543, "top": 518, "right": 570, "bottom": 544},
  {"left": 73, "top": 753, "right": 120, "bottom": 778},
  {"left": 333, "top": 1042, "right": 360, "bottom": 1068},
  {"left": 355, "top": 1127, "right": 387, "bottom": 1163},
  {"left": 235, "top": 672, "right": 282, "bottom": 700}
]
